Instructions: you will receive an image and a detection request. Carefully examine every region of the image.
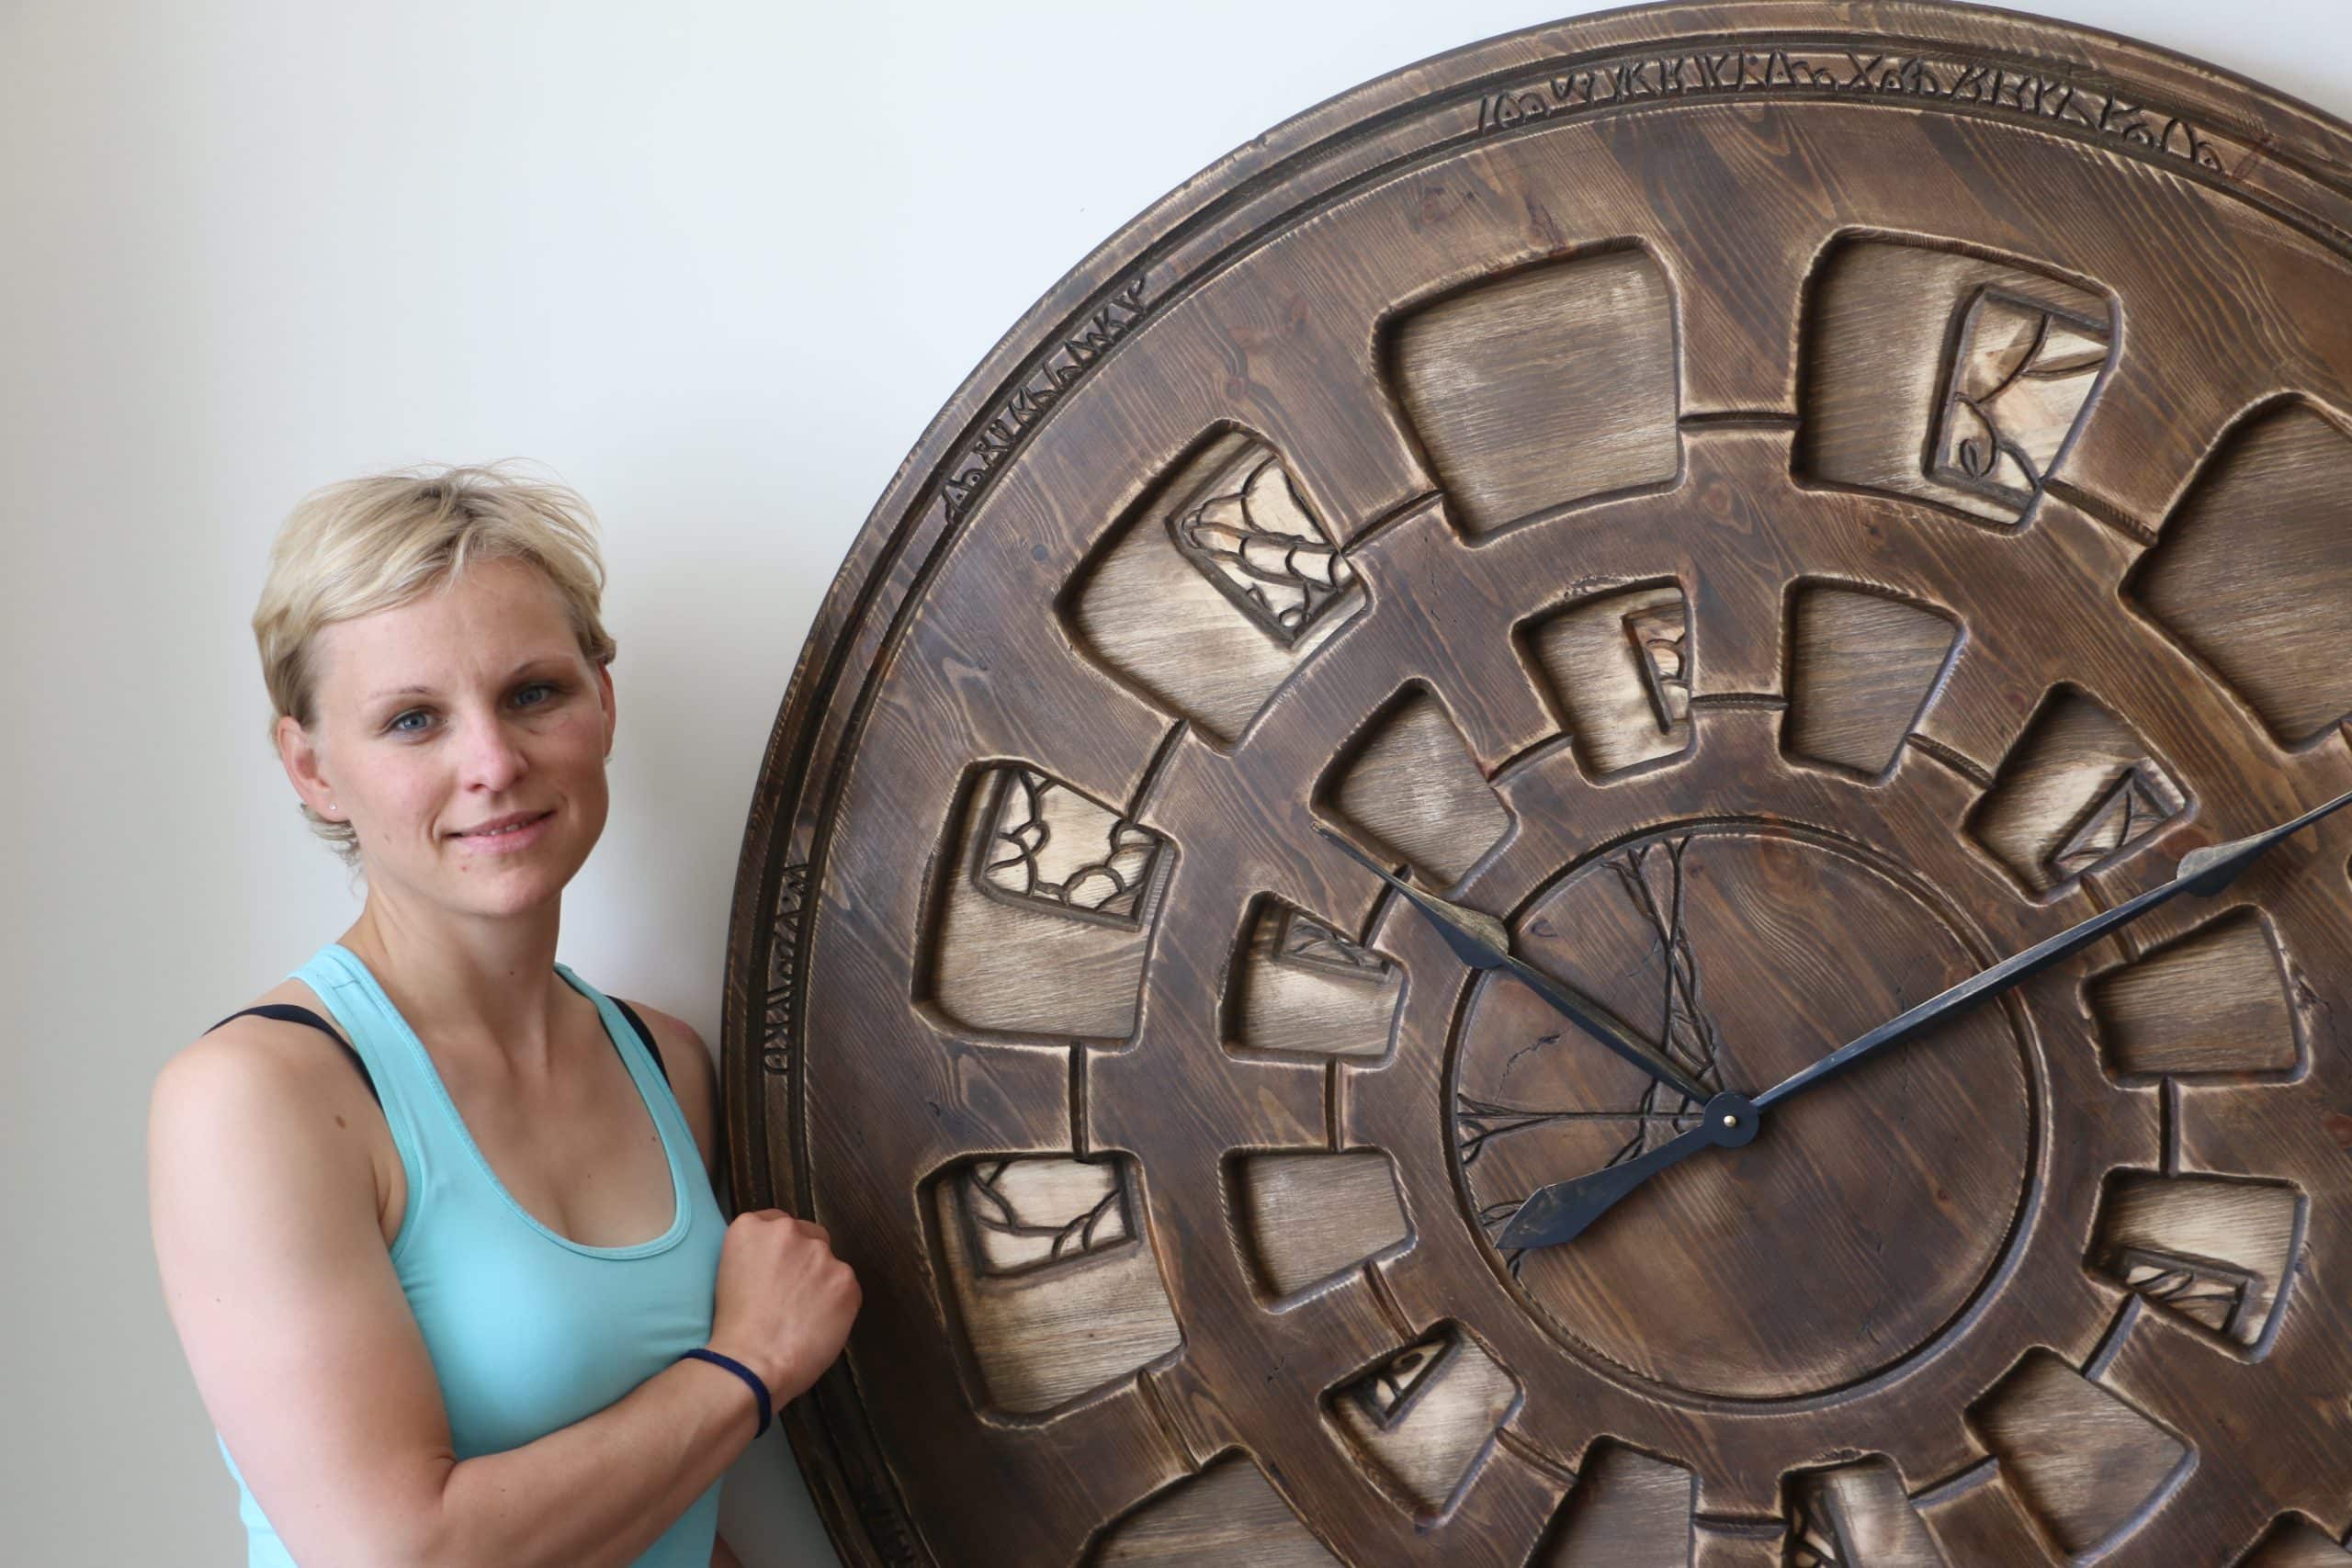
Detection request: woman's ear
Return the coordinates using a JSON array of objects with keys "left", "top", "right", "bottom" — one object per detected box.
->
[
  {"left": 596, "top": 660, "right": 617, "bottom": 760},
  {"left": 276, "top": 713, "right": 343, "bottom": 821}
]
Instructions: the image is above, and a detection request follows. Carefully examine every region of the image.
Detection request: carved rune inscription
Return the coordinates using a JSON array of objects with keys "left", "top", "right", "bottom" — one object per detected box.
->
[
  {"left": 761, "top": 862, "right": 808, "bottom": 1077},
  {"left": 1475, "top": 45, "right": 2230, "bottom": 175}
]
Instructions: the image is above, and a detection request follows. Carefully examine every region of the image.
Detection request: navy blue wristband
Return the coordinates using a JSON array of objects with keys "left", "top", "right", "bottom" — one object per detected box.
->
[{"left": 680, "top": 1348, "right": 772, "bottom": 1438}]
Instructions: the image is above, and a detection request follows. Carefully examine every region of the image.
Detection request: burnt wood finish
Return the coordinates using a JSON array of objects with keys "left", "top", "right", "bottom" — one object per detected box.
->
[{"left": 724, "top": 6, "right": 2352, "bottom": 1563}]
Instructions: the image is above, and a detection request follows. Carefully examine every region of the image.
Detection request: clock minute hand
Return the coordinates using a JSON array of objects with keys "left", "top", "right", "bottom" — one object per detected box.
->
[
  {"left": 1313, "top": 826, "right": 1713, "bottom": 1102},
  {"left": 1756, "top": 782, "right": 2352, "bottom": 1111},
  {"left": 1498, "top": 784, "right": 2352, "bottom": 1251}
]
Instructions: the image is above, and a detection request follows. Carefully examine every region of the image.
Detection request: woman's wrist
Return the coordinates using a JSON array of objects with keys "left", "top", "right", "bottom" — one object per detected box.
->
[{"left": 678, "top": 1347, "right": 771, "bottom": 1438}]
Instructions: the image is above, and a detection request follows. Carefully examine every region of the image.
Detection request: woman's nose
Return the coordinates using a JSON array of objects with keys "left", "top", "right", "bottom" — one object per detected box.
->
[{"left": 457, "top": 714, "right": 531, "bottom": 792}]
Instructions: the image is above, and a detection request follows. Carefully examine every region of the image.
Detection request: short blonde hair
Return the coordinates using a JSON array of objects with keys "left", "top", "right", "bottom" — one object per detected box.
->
[{"left": 253, "top": 460, "right": 618, "bottom": 858}]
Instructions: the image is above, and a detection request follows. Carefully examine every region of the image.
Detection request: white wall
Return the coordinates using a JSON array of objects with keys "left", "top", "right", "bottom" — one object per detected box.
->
[{"left": 4, "top": 2, "right": 2344, "bottom": 1562}]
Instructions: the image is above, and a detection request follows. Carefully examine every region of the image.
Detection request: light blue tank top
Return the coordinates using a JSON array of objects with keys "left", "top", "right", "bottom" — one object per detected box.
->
[{"left": 215, "top": 943, "right": 728, "bottom": 1566}]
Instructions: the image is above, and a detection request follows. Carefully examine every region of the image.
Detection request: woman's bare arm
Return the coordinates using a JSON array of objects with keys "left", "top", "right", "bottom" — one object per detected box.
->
[{"left": 149, "top": 1021, "right": 758, "bottom": 1568}]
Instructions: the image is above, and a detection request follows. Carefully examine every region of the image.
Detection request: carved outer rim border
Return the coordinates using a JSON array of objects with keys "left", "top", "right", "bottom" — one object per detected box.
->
[{"left": 718, "top": 5, "right": 2352, "bottom": 1564}]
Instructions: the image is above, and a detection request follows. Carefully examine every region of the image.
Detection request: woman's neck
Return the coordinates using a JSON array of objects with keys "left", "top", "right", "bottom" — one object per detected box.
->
[{"left": 338, "top": 891, "right": 570, "bottom": 1070}]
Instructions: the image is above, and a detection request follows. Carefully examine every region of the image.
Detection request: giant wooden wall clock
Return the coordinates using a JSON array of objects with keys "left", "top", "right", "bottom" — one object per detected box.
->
[{"left": 721, "top": 4, "right": 2352, "bottom": 1562}]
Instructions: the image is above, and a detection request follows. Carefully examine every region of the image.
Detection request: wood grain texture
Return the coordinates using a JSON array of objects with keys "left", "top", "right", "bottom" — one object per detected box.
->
[
  {"left": 1391, "top": 249, "right": 1679, "bottom": 534},
  {"left": 2086, "top": 908, "right": 2299, "bottom": 1078},
  {"left": 721, "top": 5, "right": 2352, "bottom": 1562},
  {"left": 1229, "top": 1151, "right": 1410, "bottom": 1300}
]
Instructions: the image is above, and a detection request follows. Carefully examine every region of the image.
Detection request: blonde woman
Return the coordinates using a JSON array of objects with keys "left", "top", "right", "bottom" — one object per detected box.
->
[{"left": 148, "top": 465, "right": 859, "bottom": 1567}]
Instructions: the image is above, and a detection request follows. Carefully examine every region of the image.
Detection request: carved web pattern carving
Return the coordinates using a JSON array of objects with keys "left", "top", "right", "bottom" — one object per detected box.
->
[
  {"left": 1931, "top": 288, "right": 2109, "bottom": 509},
  {"left": 1170, "top": 454, "right": 1356, "bottom": 645},
  {"left": 978, "top": 768, "right": 1165, "bottom": 926},
  {"left": 2047, "top": 763, "right": 2179, "bottom": 883},
  {"left": 961, "top": 1157, "right": 1134, "bottom": 1277},
  {"left": 1270, "top": 905, "right": 1391, "bottom": 982},
  {"left": 2113, "top": 1247, "right": 2265, "bottom": 1341},
  {"left": 1351, "top": 1332, "right": 1456, "bottom": 1432},
  {"left": 1622, "top": 601, "right": 1691, "bottom": 735}
]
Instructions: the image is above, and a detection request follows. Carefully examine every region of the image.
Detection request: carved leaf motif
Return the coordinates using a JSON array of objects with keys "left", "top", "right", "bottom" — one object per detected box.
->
[{"left": 1930, "top": 288, "right": 2110, "bottom": 507}]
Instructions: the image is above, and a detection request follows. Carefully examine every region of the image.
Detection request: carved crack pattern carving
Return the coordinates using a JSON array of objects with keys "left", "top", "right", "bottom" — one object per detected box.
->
[
  {"left": 1454, "top": 837, "right": 1730, "bottom": 1276},
  {"left": 962, "top": 1158, "right": 1134, "bottom": 1278},
  {"left": 977, "top": 768, "right": 1164, "bottom": 926},
  {"left": 1782, "top": 1488, "right": 1852, "bottom": 1567},
  {"left": 1171, "top": 454, "right": 1356, "bottom": 646}
]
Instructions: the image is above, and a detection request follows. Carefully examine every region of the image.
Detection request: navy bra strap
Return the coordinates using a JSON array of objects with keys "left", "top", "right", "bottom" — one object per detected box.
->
[
  {"left": 207, "top": 1004, "right": 381, "bottom": 1108},
  {"left": 609, "top": 998, "right": 674, "bottom": 1092},
  {"left": 205, "top": 996, "right": 673, "bottom": 1107}
]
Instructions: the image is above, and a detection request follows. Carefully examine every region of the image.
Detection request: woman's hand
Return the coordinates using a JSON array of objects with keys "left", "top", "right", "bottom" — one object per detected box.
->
[{"left": 704, "top": 1210, "right": 862, "bottom": 1405}]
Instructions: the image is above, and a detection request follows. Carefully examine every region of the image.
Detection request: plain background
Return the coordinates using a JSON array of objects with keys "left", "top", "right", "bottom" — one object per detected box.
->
[{"left": 3, "top": 2, "right": 2346, "bottom": 1562}]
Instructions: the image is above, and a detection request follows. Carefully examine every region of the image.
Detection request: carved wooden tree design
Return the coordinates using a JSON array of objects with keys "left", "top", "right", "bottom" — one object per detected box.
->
[{"left": 725, "top": 6, "right": 2352, "bottom": 1564}]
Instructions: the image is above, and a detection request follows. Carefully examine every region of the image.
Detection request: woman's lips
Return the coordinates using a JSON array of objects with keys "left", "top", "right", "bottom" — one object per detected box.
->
[{"left": 452, "top": 810, "right": 554, "bottom": 852}]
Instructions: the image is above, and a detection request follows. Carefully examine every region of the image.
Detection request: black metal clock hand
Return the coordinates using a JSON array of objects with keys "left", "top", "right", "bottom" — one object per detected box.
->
[
  {"left": 1314, "top": 825, "right": 1713, "bottom": 1102},
  {"left": 1498, "top": 784, "right": 2352, "bottom": 1251}
]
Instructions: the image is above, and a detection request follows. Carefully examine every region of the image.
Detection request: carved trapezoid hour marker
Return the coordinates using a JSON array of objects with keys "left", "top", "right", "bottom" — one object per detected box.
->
[
  {"left": 1799, "top": 239, "right": 2112, "bottom": 526},
  {"left": 1390, "top": 249, "right": 1679, "bottom": 536},
  {"left": 2050, "top": 764, "right": 2176, "bottom": 882},
  {"left": 1170, "top": 448, "right": 1354, "bottom": 642},
  {"left": 1972, "top": 1352, "right": 2190, "bottom": 1558},
  {"left": 1324, "top": 690, "right": 1511, "bottom": 886},
  {"left": 1784, "top": 584, "right": 1960, "bottom": 777},
  {"left": 1533, "top": 1444, "right": 1694, "bottom": 1567},
  {"left": 2127, "top": 400, "right": 2352, "bottom": 749},
  {"left": 1227, "top": 1151, "right": 1409, "bottom": 1302},
  {"left": 1088, "top": 1454, "right": 1340, "bottom": 1566},
  {"left": 1931, "top": 288, "right": 2111, "bottom": 510},
  {"left": 980, "top": 767, "right": 1164, "bottom": 924},
  {"left": 2238, "top": 1517, "right": 2352, "bottom": 1566},
  {"left": 932, "top": 1155, "right": 1182, "bottom": 1416},
  {"left": 964, "top": 1157, "right": 1132, "bottom": 1276},
  {"left": 1524, "top": 582, "right": 1695, "bottom": 777},
  {"left": 1325, "top": 1325, "right": 1519, "bottom": 1518},
  {"left": 1228, "top": 897, "right": 1402, "bottom": 1060},
  {"left": 2088, "top": 908, "right": 2297, "bottom": 1079},
  {"left": 1968, "top": 687, "right": 2186, "bottom": 896},
  {"left": 1785, "top": 1461, "right": 1949, "bottom": 1567},
  {"left": 2092, "top": 1172, "right": 2301, "bottom": 1348},
  {"left": 927, "top": 764, "right": 1170, "bottom": 1038},
  {"left": 1066, "top": 430, "right": 1363, "bottom": 744}
]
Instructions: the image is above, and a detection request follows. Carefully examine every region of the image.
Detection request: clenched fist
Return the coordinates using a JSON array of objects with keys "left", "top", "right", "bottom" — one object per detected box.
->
[{"left": 704, "top": 1210, "right": 861, "bottom": 1404}]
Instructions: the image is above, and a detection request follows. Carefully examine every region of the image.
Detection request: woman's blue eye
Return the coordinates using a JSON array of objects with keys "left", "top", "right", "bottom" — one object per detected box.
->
[
  {"left": 514, "top": 682, "right": 558, "bottom": 708},
  {"left": 390, "top": 709, "right": 432, "bottom": 734}
]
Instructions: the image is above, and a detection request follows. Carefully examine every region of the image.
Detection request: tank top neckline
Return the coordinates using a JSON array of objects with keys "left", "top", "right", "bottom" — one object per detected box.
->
[{"left": 314, "top": 942, "right": 693, "bottom": 1262}]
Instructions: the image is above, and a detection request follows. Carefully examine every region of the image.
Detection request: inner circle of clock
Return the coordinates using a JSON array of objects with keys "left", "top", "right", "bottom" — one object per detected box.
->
[{"left": 1449, "top": 818, "right": 2034, "bottom": 1403}]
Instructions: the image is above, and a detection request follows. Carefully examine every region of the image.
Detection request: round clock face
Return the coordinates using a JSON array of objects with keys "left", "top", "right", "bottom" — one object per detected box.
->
[{"left": 725, "top": 6, "right": 2352, "bottom": 1564}]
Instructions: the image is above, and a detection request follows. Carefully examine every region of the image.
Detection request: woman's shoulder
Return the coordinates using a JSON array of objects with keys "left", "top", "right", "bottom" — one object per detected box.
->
[{"left": 150, "top": 976, "right": 383, "bottom": 1187}]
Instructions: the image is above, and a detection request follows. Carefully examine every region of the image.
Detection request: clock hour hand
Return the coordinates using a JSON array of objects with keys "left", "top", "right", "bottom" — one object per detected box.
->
[
  {"left": 1314, "top": 825, "right": 1713, "bottom": 1102},
  {"left": 1499, "top": 785, "right": 2352, "bottom": 1251}
]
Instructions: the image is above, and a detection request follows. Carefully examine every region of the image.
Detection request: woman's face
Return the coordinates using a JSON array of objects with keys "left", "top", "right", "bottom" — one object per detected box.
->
[{"left": 284, "top": 555, "right": 616, "bottom": 922}]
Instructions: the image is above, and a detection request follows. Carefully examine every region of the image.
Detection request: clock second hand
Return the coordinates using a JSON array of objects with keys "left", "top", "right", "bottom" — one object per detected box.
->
[
  {"left": 1497, "top": 784, "right": 2352, "bottom": 1252},
  {"left": 1312, "top": 825, "right": 1713, "bottom": 1102}
]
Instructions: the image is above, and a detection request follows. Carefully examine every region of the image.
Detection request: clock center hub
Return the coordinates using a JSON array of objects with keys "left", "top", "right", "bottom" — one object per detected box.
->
[{"left": 1450, "top": 821, "right": 2035, "bottom": 1403}]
